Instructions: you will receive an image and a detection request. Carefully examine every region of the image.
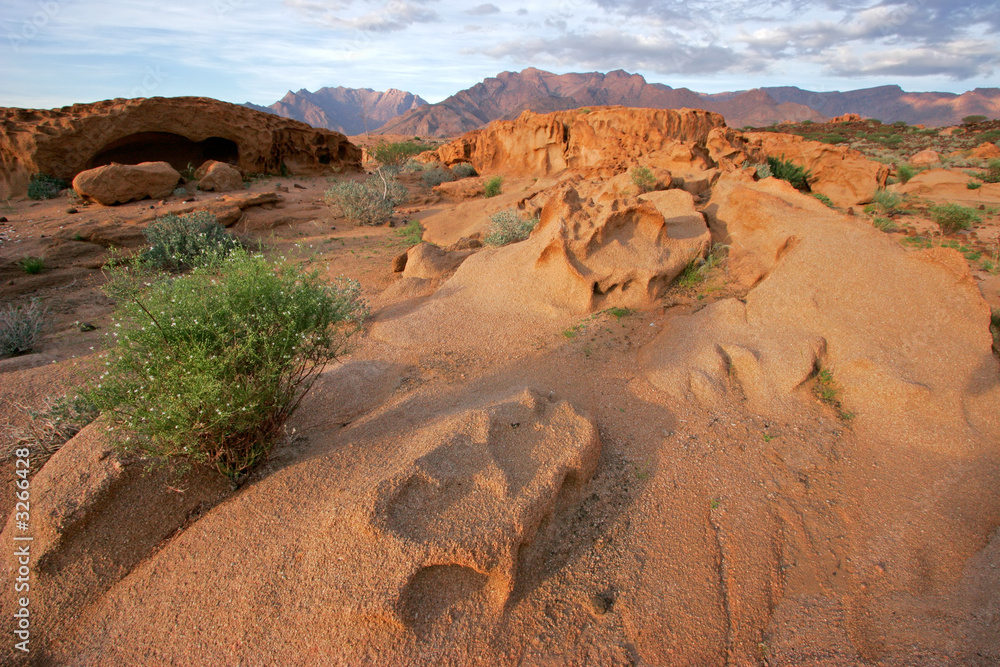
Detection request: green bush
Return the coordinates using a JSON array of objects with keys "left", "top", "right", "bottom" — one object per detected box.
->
[
  {"left": 812, "top": 193, "right": 835, "bottom": 208},
  {"left": 369, "top": 141, "right": 433, "bottom": 168},
  {"left": 973, "top": 159, "right": 1000, "bottom": 184},
  {"left": 421, "top": 167, "right": 455, "bottom": 188},
  {"left": 484, "top": 176, "right": 504, "bottom": 198},
  {"left": 676, "top": 244, "right": 728, "bottom": 288},
  {"left": 89, "top": 250, "right": 368, "bottom": 481},
  {"left": 872, "top": 216, "right": 897, "bottom": 232},
  {"left": 324, "top": 170, "right": 408, "bottom": 226},
  {"left": 484, "top": 208, "right": 537, "bottom": 246},
  {"left": 630, "top": 166, "right": 658, "bottom": 193},
  {"left": 141, "top": 211, "right": 239, "bottom": 271},
  {"left": 968, "top": 181, "right": 983, "bottom": 190},
  {"left": 18, "top": 256, "right": 45, "bottom": 274},
  {"left": 819, "top": 134, "right": 846, "bottom": 144},
  {"left": 766, "top": 156, "right": 812, "bottom": 190},
  {"left": 752, "top": 163, "right": 772, "bottom": 179},
  {"left": 929, "top": 203, "right": 981, "bottom": 232},
  {"left": 0, "top": 300, "right": 46, "bottom": 357},
  {"left": 27, "top": 174, "right": 68, "bottom": 200},
  {"left": 962, "top": 115, "right": 988, "bottom": 125},
  {"left": 451, "top": 163, "right": 477, "bottom": 179},
  {"left": 896, "top": 164, "right": 922, "bottom": 184},
  {"left": 865, "top": 189, "right": 902, "bottom": 216}
]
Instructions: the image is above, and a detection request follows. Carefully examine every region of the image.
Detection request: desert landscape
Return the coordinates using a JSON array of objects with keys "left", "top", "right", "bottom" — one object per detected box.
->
[{"left": 1, "top": 65, "right": 1000, "bottom": 667}]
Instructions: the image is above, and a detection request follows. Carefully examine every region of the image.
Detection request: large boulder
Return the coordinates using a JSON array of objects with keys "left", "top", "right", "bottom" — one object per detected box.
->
[
  {"left": 196, "top": 161, "right": 244, "bottom": 192},
  {"left": 909, "top": 149, "right": 941, "bottom": 166},
  {"left": 745, "top": 131, "right": 889, "bottom": 207},
  {"left": 971, "top": 142, "right": 1000, "bottom": 160},
  {"left": 895, "top": 168, "right": 1000, "bottom": 206},
  {"left": 0, "top": 97, "right": 362, "bottom": 199},
  {"left": 434, "top": 107, "right": 726, "bottom": 179},
  {"left": 72, "top": 161, "right": 181, "bottom": 205}
]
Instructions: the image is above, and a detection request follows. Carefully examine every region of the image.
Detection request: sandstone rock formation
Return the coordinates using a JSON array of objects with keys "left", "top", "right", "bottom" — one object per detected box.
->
[
  {"left": 642, "top": 172, "right": 999, "bottom": 444},
  {"left": 895, "top": 168, "right": 1000, "bottom": 206},
  {"left": 745, "top": 131, "right": 889, "bottom": 206},
  {"left": 434, "top": 107, "right": 725, "bottom": 180},
  {"left": 196, "top": 161, "right": 244, "bottom": 193},
  {"left": 971, "top": 142, "right": 1000, "bottom": 159},
  {"left": 72, "top": 161, "right": 181, "bottom": 205},
  {"left": 909, "top": 149, "right": 941, "bottom": 166},
  {"left": 0, "top": 97, "right": 362, "bottom": 199},
  {"left": 831, "top": 113, "right": 862, "bottom": 123}
]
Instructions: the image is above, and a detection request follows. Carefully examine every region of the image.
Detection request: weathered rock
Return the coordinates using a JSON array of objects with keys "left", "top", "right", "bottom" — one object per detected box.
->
[
  {"left": 0, "top": 96, "right": 362, "bottom": 199},
  {"left": 745, "top": 132, "right": 889, "bottom": 207},
  {"left": 970, "top": 142, "right": 1000, "bottom": 160},
  {"left": 197, "top": 161, "right": 244, "bottom": 192},
  {"left": 401, "top": 242, "right": 475, "bottom": 281},
  {"left": 909, "top": 149, "right": 941, "bottom": 166},
  {"left": 894, "top": 168, "right": 1000, "bottom": 206},
  {"left": 433, "top": 177, "right": 485, "bottom": 201},
  {"left": 72, "top": 161, "right": 181, "bottom": 205},
  {"left": 434, "top": 107, "right": 726, "bottom": 179},
  {"left": 643, "top": 172, "right": 999, "bottom": 446},
  {"left": 831, "top": 113, "right": 862, "bottom": 123},
  {"left": 0, "top": 421, "right": 230, "bottom": 644}
]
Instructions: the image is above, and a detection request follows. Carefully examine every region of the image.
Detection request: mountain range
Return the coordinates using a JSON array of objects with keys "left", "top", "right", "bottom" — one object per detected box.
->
[
  {"left": 246, "top": 68, "right": 1000, "bottom": 138},
  {"left": 244, "top": 87, "right": 426, "bottom": 136}
]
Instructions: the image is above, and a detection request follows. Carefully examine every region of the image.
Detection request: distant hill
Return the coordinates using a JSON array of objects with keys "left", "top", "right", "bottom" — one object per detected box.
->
[
  {"left": 244, "top": 87, "right": 427, "bottom": 136},
  {"left": 760, "top": 85, "right": 1000, "bottom": 127},
  {"left": 377, "top": 68, "right": 824, "bottom": 137}
]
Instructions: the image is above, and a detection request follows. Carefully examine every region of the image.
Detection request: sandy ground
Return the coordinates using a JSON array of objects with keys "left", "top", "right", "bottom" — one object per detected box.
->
[{"left": 1, "top": 165, "right": 999, "bottom": 665}]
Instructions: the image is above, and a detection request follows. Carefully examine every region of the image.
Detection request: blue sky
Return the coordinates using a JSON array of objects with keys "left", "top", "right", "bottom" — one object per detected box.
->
[{"left": 1, "top": 0, "right": 998, "bottom": 108}]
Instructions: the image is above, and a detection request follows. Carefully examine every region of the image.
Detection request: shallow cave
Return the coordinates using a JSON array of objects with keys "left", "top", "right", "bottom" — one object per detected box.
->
[{"left": 86, "top": 132, "right": 239, "bottom": 171}]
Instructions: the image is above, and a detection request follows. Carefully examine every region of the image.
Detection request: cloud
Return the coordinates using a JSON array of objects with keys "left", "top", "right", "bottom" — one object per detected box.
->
[
  {"left": 465, "top": 3, "right": 499, "bottom": 15},
  {"left": 284, "top": 0, "right": 440, "bottom": 32}
]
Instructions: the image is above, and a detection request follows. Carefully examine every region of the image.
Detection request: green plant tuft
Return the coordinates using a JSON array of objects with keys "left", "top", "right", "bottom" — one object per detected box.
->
[
  {"left": 972, "top": 159, "right": 1000, "bottom": 184},
  {"left": 27, "top": 174, "right": 68, "bottom": 200},
  {"left": 968, "top": 181, "right": 983, "bottom": 190},
  {"left": 929, "top": 203, "right": 981, "bottom": 232},
  {"left": 766, "top": 156, "right": 812, "bottom": 190},
  {"left": 812, "top": 193, "right": 836, "bottom": 208},
  {"left": 676, "top": 244, "right": 728, "bottom": 288},
  {"left": 484, "top": 208, "right": 537, "bottom": 246},
  {"left": 484, "top": 176, "right": 504, "bottom": 198},
  {"left": 896, "top": 164, "right": 922, "bottom": 184},
  {"left": 141, "top": 211, "right": 240, "bottom": 271},
  {"left": 865, "top": 189, "right": 902, "bottom": 216},
  {"left": 752, "top": 162, "right": 772, "bottom": 179},
  {"left": 630, "top": 166, "right": 658, "bottom": 194},
  {"left": 450, "top": 163, "right": 477, "bottom": 179},
  {"left": 421, "top": 167, "right": 455, "bottom": 188},
  {"left": 395, "top": 219, "right": 424, "bottom": 247},
  {"left": 88, "top": 250, "right": 369, "bottom": 482},
  {"left": 0, "top": 300, "right": 46, "bottom": 357},
  {"left": 18, "top": 256, "right": 45, "bottom": 274}
]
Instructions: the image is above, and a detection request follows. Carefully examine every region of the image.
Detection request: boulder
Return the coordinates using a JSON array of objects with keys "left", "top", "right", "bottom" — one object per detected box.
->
[
  {"left": 401, "top": 242, "right": 476, "bottom": 281},
  {"left": 895, "top": 168, "right": 1000, "bottom": 206},
  {"left": 831, "top": 113, "right": 862, "bottom": 123},
  {"left": 197, "top": 161, "right": 244, "bottom": 192},
  {"left": 434, "top": 106, "right": 725, "bottom": 179},
  {"left": 970, "top": 142, "right": 1000, "bottom": 160},
  {"left": 72, "top": 161, "right": 181, "bottom": 205},
  {"left": 0, "top": 96, "right": 362, "bottom": 199},
  {"left": 909, "top": 149, "right": 941, "bottom": 166},
  {"left": 433, "top": 177, "right": 485, "bottom": 201},
  {"left": 745, "top": 131, "right": 889, "bottom": 207}
]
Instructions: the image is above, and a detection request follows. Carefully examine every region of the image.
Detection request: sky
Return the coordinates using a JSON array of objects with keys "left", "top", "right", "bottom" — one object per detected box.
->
[{"left": 1, "top": 0, "right": 998, "bottom": 109}]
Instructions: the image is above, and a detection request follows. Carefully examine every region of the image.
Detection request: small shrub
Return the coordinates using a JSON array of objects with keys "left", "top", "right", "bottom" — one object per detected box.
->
[
  {"left": 141, "top": 211, "right": 239, "bottom": 271},
  {"left": 819, "top": 134, "right": 847, "bottom": 144},
  {"left": 604, "top": 307, "right": 634, "bottom": 320},
  {"left": 89, "top": 250, "right": 369, "bottom": 482},
  {"left": 896, "top": 164, "right": 922, "bottom": 184},
  {"left": 484, "top": 176, "right": 504, "bottom": 198},
  {"left": 485, "top": 208, "right": 537, "bottom": 246},
  {"left": 866, "top": 189, "right": 902, "bottom": 216},
  {"left": 962, "top": 115, "right": 988, "bottom": 125},
  {"left": 968, "top": 181, "right": 983, "bottom": 190},
  {"left": 972, "top": 159, "right": 1000, "bottom": 184},
  {"left": 872, "top": 216, "right": 897, "bottom": 232},
  {"left": 753, "top": 163, "right": 772, "bottom": 179},
  {"left": 876, "top": 135, "right": 902, "bottom": 148},
  {"left": 630, "top": 166, "right": 658, "bottom": 194},
  {"left": 676, "top": 244, "right": 728, "bottom": 288},
  {"left": 5, "top": 394, "right": 98, "bottom": 467},
  {"left": 929, "top": 203, "right": 981, "bottom": 232},
  {"left": 451, "top": 163, "right": 477, "bottom": 179},
  {"left": 369, "top": 141, "right": 433, "bottom": 168},
  {"left": 27, "top": 174, "right": 68, "bottom": 200},
  {"left": 421, "top": 167, "right": 455, "bottom": 188},
  {"left": 814, "top": 368, "right": 844, "bottom": 409},
  {"left": 19, "top": 256, "right": 45, "bottom": 274},
  {"left": 812, "top": 193, "right": 835, "bottom": 208},
  {"left": 0, "top": 300, "right": 46, "bottom": 357},
  {"left": 766, "top": 156, "right": 811, "bottom": 190},
  {"left": 395, "top": 219, "right": 424, "bottom": 247},
  {"left": 892, "top": 121, "right": 908, "bottom": 129},
  {"left": 324, "top": 170, "right": 408, "bottom": 226}
]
